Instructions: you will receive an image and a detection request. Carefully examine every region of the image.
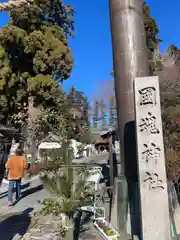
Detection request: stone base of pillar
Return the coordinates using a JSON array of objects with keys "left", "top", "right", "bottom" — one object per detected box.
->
[{"left": 110, "top": 176, "right": 131, "bottom": 239}]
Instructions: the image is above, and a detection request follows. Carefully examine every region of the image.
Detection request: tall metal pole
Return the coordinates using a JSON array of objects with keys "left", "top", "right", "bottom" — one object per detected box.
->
[{"left": 109, "top": 0, "right": 149, "bottom": 238}]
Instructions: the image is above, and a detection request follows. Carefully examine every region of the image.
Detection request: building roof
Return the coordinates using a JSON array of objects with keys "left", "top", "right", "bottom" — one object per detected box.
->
[
  {"left": 37, "top": 132, "right": 61, "bottom": 146},
  {"left": 91, "top": 124, "right": 118, "bottom": 146},
  {"left": 38, "top": 142, "right": 61, "bottom": 149}
]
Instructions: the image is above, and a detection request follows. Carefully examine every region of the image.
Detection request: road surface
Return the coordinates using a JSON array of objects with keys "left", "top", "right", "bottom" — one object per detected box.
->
[
  {"left": 0, "top": 152, "right": 116, "bottom": 239},
  {"left": 0, "top": 176, "right": 50, "bottom": 240}
]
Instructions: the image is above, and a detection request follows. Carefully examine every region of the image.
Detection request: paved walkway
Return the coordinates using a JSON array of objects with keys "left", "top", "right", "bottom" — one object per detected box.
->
[
  {"left": 0, "top": 152, "right": 115, "bottom": 239},
  {"left": 0, "top": 177, "right": 47, "bottom": 216},
  {"left": 0, "top": 177, "right": 49, "bottom": 240},
  {"left": 0, "top": 177, "right": 103, "bottom": 240}
]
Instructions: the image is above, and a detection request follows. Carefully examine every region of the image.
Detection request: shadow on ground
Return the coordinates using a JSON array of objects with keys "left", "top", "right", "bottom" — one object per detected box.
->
[
  {"left": 0, "top": 208, "right": 33, "bottom": 240},
  {"left": 0, "top": 183, "right": 43, "bottom": 208},
  {"left": 74, "top": 211, "right": 95, "bottom": 240},
  {"left": 21, "top": 184, "right": 43, "bottom": 199},
  {"left": 11, "top": 184, "right": 44, "bottom": 206},
  {"left": 0, "top": 182, "right": 30, "bottom": 199}
]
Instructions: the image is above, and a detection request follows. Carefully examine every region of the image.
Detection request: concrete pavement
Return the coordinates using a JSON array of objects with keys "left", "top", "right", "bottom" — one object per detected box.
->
[
  {"left": 0, "top": 177, "right": 48, "bottom": 216},
  {"left": 0, "top": 152, "right": 115, "bottom": 239},
  {"left": 0, "top": 177, "right": 103, "bottom": 240},
  {"left": 0, "top": 177, "right": 50, "bottom": 240}
]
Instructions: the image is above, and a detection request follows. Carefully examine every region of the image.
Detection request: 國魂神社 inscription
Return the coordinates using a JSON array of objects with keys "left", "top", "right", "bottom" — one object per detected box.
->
[
  {"left": 143, "top": 172, "right": 164, "bottom": 190},
  {"left": 141, "top": 142, "right": 161, "bottom": 164},
  {"left": 139, "top": 86, "right": 156, "bottom": 106},
  {"left": 139, "top": 112, "right": 159, "bottom": 134},
  {"left": 134, "top": 76, "right": 170, "bottom": 240}
]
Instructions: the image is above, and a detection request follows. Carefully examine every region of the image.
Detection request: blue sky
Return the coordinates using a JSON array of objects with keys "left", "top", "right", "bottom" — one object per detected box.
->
[
  {"left": 63, "top": 0, "right": 180, "bottom": 101},
  {"left": 0, "top": 0, "right": 179, "bottom": 101}
]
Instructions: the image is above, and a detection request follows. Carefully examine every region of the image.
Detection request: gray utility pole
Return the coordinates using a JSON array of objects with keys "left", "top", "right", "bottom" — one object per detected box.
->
[{"left": 109, "top": 0, "right": 149, "bottom": 239}]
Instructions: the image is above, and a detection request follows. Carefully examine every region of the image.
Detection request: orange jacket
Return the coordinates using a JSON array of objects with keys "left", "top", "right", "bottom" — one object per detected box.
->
[{"left": 5, "top": 155, "right": 28, "bottom": 180}]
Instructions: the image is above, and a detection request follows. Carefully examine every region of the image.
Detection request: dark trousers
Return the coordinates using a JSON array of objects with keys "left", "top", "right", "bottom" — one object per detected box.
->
[{"left": 8, "top": 179, "right": 21, "bottom": 202}]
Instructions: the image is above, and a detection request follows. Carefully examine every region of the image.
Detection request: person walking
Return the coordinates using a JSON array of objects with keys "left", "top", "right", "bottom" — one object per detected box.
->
[{"left": 5, "top": 147, "right": 28, "bottom": 206}]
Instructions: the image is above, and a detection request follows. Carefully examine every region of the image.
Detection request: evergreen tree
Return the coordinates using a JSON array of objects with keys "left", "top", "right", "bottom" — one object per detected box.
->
[
  {"left": 67, "top": 86, "right": 76, "bottom": 107},
  {"left": 99, "top": 100, "right": 106, "bottom": 129},
  {"left": 33, "top": 93, "right": 72, "bottom": 141},
  {"left": 93, "top": 100, "right": 99, "bottom": 129},
  {"left": 83, "top": 96, "right": 89, "bottom": 124},
  {"left": 143, "top": 2, "right": 159, "bottom": 74},
  {"left": 109, "top": 95, "right": 117, "bottom": 127},
  {"left": 67, "top": 86, "right": 88, "bottom": 110},
  {"left": 109, "top": 96, "right": 113, "bottom": 126},
  {"left": 66, "top": 86, "right": 91, "bottom": 143},
  {"left": 0, "top": 0, "right": 74, "bottom": 129},
  {"left": 143, "top": 2, "right": 159, "bottom": 62}
]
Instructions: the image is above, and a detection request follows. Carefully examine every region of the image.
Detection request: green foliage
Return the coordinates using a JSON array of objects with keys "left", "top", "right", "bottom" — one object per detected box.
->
[
  {"left": 110, "top": 72, "right": 114, "bottom": 77},
  {"left": 92, "top": 101, "right": 99, "bottom": 129},
  {"left": 143, "top": 2, "right": 159, "bottom": 74},
  {"left": 66, "top": 86, "right": 92, "bottom": 143},
  {"left": 40, "top": 198, "right": 64, "bottom": 216},
  {"left": 77, "top": 127, "right": 92, "bottom": 144},
  {"left": 99, "top": 100, "right": 106, "bottom": 129},
  {"left": 67, "top": 86, "right": 90, "bottom": 120},
  {"left": 67, "top": 86, "right": 84, "bottom": 107},
  {"left": 0, "top": 0, "right": 92, "bottom": 145},
  {"left": 10, "top": 0, "right": 75, "bottom": 36},
  {"left": 0, "top": 0, "right": 74, "bottom": 127},
  {"left": 143, "top": 2, "right": 159, "bottom": 54},
  {"left": 31, "top": 85, "right": 92, "bottom": 144},
  {"left": 109, "top": 96, "right": 117, "bottom": 127},
  {"left": 33, "top": 95, "right": 69, "bottom": 140},
  {"left": 39, "top": 142, "right": 94, "bottom": 218}
]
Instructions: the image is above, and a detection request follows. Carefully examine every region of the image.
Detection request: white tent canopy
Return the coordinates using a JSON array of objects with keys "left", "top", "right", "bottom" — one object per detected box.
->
[{"left": 38, "top": 142, "right": 61, "bottom": 149}]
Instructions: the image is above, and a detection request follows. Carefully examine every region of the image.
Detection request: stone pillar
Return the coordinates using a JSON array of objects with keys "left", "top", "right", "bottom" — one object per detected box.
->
[
  {"left": 134, "top": 76, "right": 171, "bottom": 240},
  {"left": 109, "top": 0, "right": 149, "bottom": 237}
]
